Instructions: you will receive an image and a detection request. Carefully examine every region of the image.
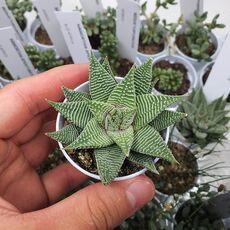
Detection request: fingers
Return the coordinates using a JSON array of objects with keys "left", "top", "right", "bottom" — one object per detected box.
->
[
  {"left": 30, "top": 175, "right": 155, "bottom": 230},
  {"left": 0, "top": 64, "right": 89, "bottom": 139},
  {"left": 41, "top": 163, "right": 88, "bottom": 204}
]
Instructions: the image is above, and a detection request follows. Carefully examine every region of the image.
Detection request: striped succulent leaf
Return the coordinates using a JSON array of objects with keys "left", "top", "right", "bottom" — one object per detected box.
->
[
  {"left": 95, "top": 145, "right": 126, "bottom": 184},
  {"left": 47, "top": 124, "right": 81, "bottom": 145},
  {"left": 62, "top": 86, "right": 90, "bottom": 102},
  {"left": 150, "top": 110, "right": 187, "bottom": 131},
  {"left": 102, "top": 57, "right": 114, "bottom": 76}
]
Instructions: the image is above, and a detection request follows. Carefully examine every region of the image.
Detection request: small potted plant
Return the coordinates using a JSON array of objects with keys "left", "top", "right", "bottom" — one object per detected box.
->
[
  {"left": 152, "top": 54, "right": 198, "bottom": 96},
  {"left": 137, "top": 0, "right": 177, "bottom": 62},
  {"left": 177, "top": 88, "right": 230, "bottom": 149},
  {"left": 47, "top": 53, "right": 186, "bottom": 184},
  {"left": 175, "top": 11, "right": 225, "bottom": 67}
]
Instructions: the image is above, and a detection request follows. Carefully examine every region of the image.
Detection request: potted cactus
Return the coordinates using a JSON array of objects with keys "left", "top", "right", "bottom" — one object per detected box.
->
[
  {"left": 137, "top": 0, "right": 177, "bottom": 62},
  {"left": 152, "top": 55, "right": 198, "bottom": 96},
  {"left": 175, "top": 11, "right": 225, "bottom": 67},
  {"left": 47, "top": 54, "right": 186, "bottom": 184},
  {"left": 177, "top": 88, "right": 230, "bottom": 149}
]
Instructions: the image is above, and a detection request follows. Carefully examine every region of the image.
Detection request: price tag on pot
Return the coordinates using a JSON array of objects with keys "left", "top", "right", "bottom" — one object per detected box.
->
[
  {"left": 116, "top": 0, "right": 140, "bottom": 62},
  {"left": 180, "top": 0, "right": 203, "bottom": 22},
  {"left": 0, "top": 27, "right": 36, "bottom": 80},
  {"left": 203, "top": 33, "right": 230, "bottom": 102},
  {"left": 55, "top": 11, "right": 91, "bottom": 64},
  {"left": 79, "top": 0, "right": 104, "bottom": 18},
  {"left": 33, "top": 0, "right": 70, "bottom": 58},
  {"left": 0, "top": 0, "right": 26, "bottom": 44}
]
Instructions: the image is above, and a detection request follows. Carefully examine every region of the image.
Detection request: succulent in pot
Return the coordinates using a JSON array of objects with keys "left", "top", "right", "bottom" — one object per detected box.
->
[
  {"left": 47, "top": 54, "right": 186, "bottom": 184},
  {"left": 152, "top": 55, "right": 198, "bottom": 96},
  {"left": 175, "top": 11, "right": 225, "bottom": 66},
  {"left": 138, "top": 0, "right": 177, "bottom": 61},
  {"left": 177, "top": 88, "right": 230, "bottom": 149}
]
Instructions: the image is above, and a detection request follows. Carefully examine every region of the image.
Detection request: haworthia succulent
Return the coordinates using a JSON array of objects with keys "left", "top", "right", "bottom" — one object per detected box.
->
[
  {"left": 89, "top": 54, "right": 117, "bottom": 102},
  {"left": 65, "top": 118, "right": 113, "bottom": 149},
  {"left": 47, "top": 124, "right": 81, "bottom": 145},
  {"left": 48, "top": 101, "right": 93, "bottom": 129},
  {"left": 150, "top": 110, "right": 187, "bottom": 131},
  {"left": 132, "top": 125, "right": 177, "bottom": 163},
  {"left": 102, "top": 57, "right": 114, "bottom": 76},
  {"left": 134, "top": 95, "right": 181, "bottom": 130},
  {"left": 62, "top": 86, "right": 90, "bottom": 102},
  {"left": 95, "top": 145, "right": 126, "bottom": 184}
]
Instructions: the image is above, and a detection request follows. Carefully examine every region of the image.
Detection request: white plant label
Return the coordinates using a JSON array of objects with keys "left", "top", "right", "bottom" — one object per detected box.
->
[
  {"left": 56, "top": 11, "right": 91, "bottom": 64},
  {"left": 0, "top": 27, "right": 36, "bottom": 80},
  {"left": 203, "top": 33, "right": 230, "bottom": 102},
  {"left": 79, "top": 0, "right": 104, "bottom": 18},
  {"left": 116, "top": 0, "right": 140, "bottom": 62},
  {"left": 0, "top": 0, "right": 26, "bottom": 44},
  {"left": 33, "top": 0, "right": 70, "bottom": 58},
  {"left": 180, "top": 0, "right": 203, "bottom": 22}
]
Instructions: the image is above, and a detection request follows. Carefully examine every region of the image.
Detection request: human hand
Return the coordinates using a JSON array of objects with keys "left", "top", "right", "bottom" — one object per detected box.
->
[{"left": 0, "top": 65, "right": 155, "bottom": 230}]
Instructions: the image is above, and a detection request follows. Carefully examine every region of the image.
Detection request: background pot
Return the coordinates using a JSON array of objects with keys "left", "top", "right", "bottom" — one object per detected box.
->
[
  {"left": 0, "top": 76, "right": 12, "bottom": 87},
  {"left": 152, "top": 54, "right": 198, "bottom": 98},
  {"left": 199, "top": 61, "right": 214, "bottom": 87},
  {"left": 56, "top": 77, "right": 170, "bottom": 182},
  {"left": 175, "top": 27, "right": 220, "bottom": 70}
]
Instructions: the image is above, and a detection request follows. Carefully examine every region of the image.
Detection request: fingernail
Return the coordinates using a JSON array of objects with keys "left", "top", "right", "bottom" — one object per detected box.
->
[{"left": 126, "top": 180, "right": 155, "bottom": 210}]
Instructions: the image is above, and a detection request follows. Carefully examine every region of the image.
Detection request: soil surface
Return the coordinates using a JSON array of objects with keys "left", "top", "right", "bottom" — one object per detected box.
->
[
  {"left": 68, "top": 149, "right": 143, "bottom": 177},
  {"left": 116, "top": 58, "right": 134, "bottom": 78},
  {"left": 62, "top": 57, "right": 74, "bottom": 65},
  {"left": 88, "top": 35, "right": 101, "bottom": 50},
  {"left": 153, "top": 60, "right": 191, "bottom": 95},
  {"left": 176, "top": 34, "right": 216, "bottom": 58},
  {"left": 138, "top": 42, "right": 164, "bottom": 55},
  {"left": 147, "top": 141, "right": 198, "bottom": 195},
  {"left": 35, "top": 26, "right": 52, "bottom": 45}
]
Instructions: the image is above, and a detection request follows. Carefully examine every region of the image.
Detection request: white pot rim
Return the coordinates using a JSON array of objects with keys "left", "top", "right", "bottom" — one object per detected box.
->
[
  {"left": 199, "top": 61, "right": 214, "bottom": 87},
  {"left": 56, "top": 77, "right": 170, "bottom": 182}
]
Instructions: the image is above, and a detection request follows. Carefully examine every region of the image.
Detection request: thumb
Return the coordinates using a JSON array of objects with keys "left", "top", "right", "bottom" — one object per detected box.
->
[{"left": 28, "top": 175, "right": 155, "bottom": 230}]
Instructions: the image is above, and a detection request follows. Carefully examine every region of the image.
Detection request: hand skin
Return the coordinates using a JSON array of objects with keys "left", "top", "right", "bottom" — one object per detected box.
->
[{"left": 0, "top": 64, "right": 155, "bottom": 230}]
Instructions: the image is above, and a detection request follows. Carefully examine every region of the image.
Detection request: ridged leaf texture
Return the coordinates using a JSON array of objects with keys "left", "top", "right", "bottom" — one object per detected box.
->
[
  {"left": 102, "top": 57, "right": 114, "bottom": 76},
  {"left": 62, "top": 86, "right": 90, "bottom": 102}
]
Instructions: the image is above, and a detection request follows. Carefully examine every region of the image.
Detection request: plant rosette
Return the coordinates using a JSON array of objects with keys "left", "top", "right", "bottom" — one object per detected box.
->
[
  {"left": 152, "top": 54, "right": 198, "bottom": 98},
  {"left": 175, "top": 27, "right": 220, "bottom": 70},
  {"left": 48, "top": 54, "right": 186, "bottom": 184},
  {"left": 137, "top": 20, "right": 168, "bottom": 62}
]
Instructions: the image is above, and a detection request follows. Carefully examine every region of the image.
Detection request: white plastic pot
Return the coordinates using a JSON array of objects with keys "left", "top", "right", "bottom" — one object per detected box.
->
[
  {"left": 0, "top": 76, "right": 12, "bottom": 87},
  {"left": 56, "top": 77, "right": 170, "bottom": 182},
  {"left": 175, "top": 27, "right": 220, "bottom": 70},
  {"left": 199, "top": 61, "right": 214, "bottom": 87},
  {"left": 152, "top": 54, "right": 198, "bottom": 97}
]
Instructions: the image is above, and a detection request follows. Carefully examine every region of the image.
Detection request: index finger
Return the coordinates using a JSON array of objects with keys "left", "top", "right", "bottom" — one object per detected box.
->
[{"left": 0, "top": 64, "right": 89, "bottom": 139}]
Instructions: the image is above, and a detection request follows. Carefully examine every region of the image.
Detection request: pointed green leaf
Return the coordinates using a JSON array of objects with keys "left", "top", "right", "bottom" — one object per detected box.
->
[
  {"left": 88, "top": 100, "right": 114, "bottom": 125},
  {"left": 102, "top": 57, "right": 114, "bottom": 76},
  {"left": 128, "top": 152, "right": 159, "bottom": 174},
  {"left": 107, "top": 126, "right": 134, "bottom": 156},
  {"left": 150, "top": 110, "right": 187, "bottom": 131},
  {"left": 49, "top": 101, "right": 93, "bottom": 129},
  {"left": 134, "top": 59, "right": 153, "bottom": 95},
  {"left": 89, "top": 54, "right": 117, "bottom": 102},
  {"left": 95, "top": 145, "right": 126, "bottom": 184},
  {"left": 132, "top": 125, "right": 177, "bottom": 163},
  {"left": 47, "top": 124, "right": 80, "bottom": 145},
  {"left": 134, "top": 95, "right": 181, "bottom": 130},
  {"left": 62, "top": 86, "right": 90, "bottom": 102},
  {"left": 65, "top": 118, "right": 113, "bottom": 149},
  {"left": 107, "top": 66, "right": 136, "bottom": 109}
]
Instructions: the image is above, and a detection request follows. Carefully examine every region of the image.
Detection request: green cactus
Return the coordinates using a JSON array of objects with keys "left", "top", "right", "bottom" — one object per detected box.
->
[
  {"left": 178, "top": 89, "right": 230, "bottom": 148},
  {"left": 6, "top": 0, "right": 32, "bottom": 30},
  {"left": 152, "top": 67, "right": 183, "bottom": 93},
  {"left": 47, "top": 54, "right": 186, "bottom": 184},
  {"left": 25, "top": 46, "right": 64, "bottom": 72},
  {"left": 178, "top": 11, "right": 225, "bottom": 61}
]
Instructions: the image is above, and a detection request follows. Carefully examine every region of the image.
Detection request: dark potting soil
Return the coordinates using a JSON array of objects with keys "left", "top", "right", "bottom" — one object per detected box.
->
[
  {"left": 35, "top": 26, "right": 52, "bottom": 45},
  {"left": 147, "top": 142, "right": 198, "bottom": 195},
  {"left": 63, "top": 57, "right": 74, "bottom": 65},
  {"left": 88, "top": 34, "right": 101, "bottom": 50},
  {"left": 68, "top": 149, "right": 143, "bottom": 177},
  {"left": 138, "top": 42, "right": 164, "bottom": 55},
  {"left": 116, "top": 58, "right": 134, "bottom": 78},
  {"left": 176, "top": 34, "right": 216, "bottom": 58},
  {"left": 154, "top": 60, "right": 191, "bottom": 95}
]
